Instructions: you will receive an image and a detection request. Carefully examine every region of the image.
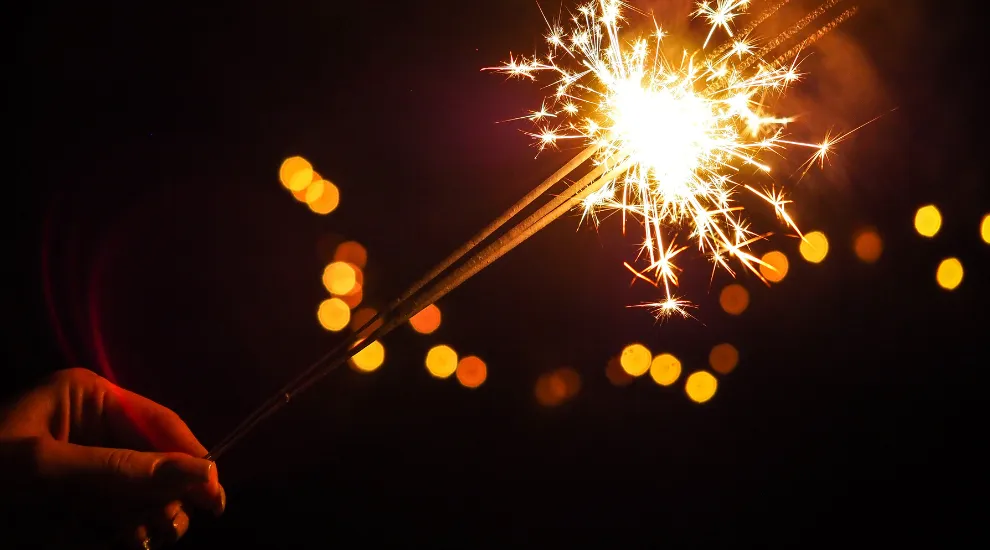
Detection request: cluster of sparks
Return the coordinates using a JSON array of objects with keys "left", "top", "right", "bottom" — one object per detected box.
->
[{"left": 491, "top": 0, "right": 854, "bottom": 319}]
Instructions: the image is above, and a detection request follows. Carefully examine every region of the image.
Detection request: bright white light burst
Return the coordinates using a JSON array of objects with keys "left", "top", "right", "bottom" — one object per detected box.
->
[{"left": 490, "top": 0, "right": 848, "bottom": 319}]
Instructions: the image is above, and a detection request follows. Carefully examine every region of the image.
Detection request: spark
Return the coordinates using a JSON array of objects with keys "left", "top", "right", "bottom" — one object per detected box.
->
[
  {"left": 695, "top": 0, "right": 752, "bottom": 47},
  {"left": 487, "top": 0, "right": 862, "bottom": 320}
]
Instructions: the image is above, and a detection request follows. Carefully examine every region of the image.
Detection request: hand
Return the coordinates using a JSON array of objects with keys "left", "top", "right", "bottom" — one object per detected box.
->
[{"left": 0, "top": 368, "right": 225, "bottom": 549}]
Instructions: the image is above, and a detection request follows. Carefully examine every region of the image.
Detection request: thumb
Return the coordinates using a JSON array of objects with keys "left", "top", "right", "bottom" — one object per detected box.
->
[{"left": 35, "top": 438, "right": 214, "bottom": 498}]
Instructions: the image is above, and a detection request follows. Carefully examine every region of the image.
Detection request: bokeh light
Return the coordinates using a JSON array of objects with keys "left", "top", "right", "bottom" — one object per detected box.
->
[
  {"left": 293, "top": 171, "right": 322, "bottom": 202},
  {"left": 304, "top": 179, "right": 330, "bottom": 205},
  {"left": 334, "top": 241, "right": 368, "bottom": 269},
  {"left": 317, "top": 298, "right": 350, "bottom": 332},
  {"left": 708, "top": 343, "right": 739, "bottom": 375},
  {"left": 456, "top": 356, "right": 487, "bottom": 389},
  {"left": 981, "top": 214, "right": 990, "bottom": 244},
  {"left": 315, "top": 232, "right": 343, "bottom": 263},
  {"left": 535, "top": 367, "right": 581, "bottom": 407},
  {"left": 719, "top": 284, "right": 749, "bottom": 315},
  {"left": 336, "top": 263, "right": 364, "bottom": 309},
  {"left": 348, "top": 263, "right": 365, "bottom": 288},
  {"left": 279, "top": 156, "right": 313, "bottom": 192},
  {"left": 853, "top": 228, "right": 883, "bottom": 263},
  {"left": 322, "top": 262, "right": 357, "bottom": 295},
  {"left": 535, "top": 373, "right": 567, "bottom": 407},
  {"left": 914, "top": 204, "right": 942, "bottom": 238},
  {"left": 605, "top": 356, "right": 634, "bottom": 386},
  {"left": 409, "top": 304, "right": 442, "bottom": 334},
  {"left": 350, "top": 340, "right": 385, "bottom": 373},
  {"left": 350, "top": 307, "right": 382, "bottom": 339},
  {"left": 649, "top": 353, "right": 681, "bottom": 386},
  {"left": 685, "top": 371, "right": 718, "bottom": 404},
  {"left": 798, "top": 231, "right": 829, "bottom": 264},
  {"left": 935, "top": 257, "right": 964, "bottom": 290},
  {"left": 425, "top": 345, "right": 458, "bottom": 379},
  {"left": 557, "top": 368, "right": 581, "bottom": 398},
  {"left": 619, "top": 343, "right": 652, "bottom": 377},
  {"left": 338, "top": 284, "right": 363, "bottom": 309},
  {"left": 759, "top": 250, "right": 789, "bottom": 283},
  {"left": 307, "top": 179, "right": 340, "bottom": 215}
]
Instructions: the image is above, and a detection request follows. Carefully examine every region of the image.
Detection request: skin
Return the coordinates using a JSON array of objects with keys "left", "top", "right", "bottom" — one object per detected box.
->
[{"left": 0, "top": 368, "right": 225, "bottom": 549}]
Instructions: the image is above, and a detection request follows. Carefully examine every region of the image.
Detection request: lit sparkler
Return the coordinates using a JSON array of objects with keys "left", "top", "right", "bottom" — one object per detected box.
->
[
  {"left": 205, "top": 0, "right": 863, "bottom": 460},
  {"left": 489, "top": 0, "right": 858, "bottom": 318}
]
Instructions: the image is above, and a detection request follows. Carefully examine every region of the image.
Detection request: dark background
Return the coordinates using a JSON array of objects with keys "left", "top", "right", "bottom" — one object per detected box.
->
[{"left": 7, "top": 0, "right": 988, "bottom": 546}]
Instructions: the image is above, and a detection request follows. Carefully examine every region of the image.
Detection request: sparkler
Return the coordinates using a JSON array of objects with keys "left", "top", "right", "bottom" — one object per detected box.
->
[
  {"left": 489, "top": 0, "right": 860, "bottom": 318},
  {"left": 206, "top": 0, "right": 862, "bottom": 460}
]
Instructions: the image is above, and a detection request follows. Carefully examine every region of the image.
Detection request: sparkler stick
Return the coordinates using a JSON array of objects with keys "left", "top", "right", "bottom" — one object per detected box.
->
[
  {"left": 734, "top": 0, "right": 844, "bottom": 74},
  {"left": 769, "top": 6, "right": 859, "bottom": 69},
  {"left": 703, "top": 0, "right": 793, "bottom": 62},
  {"left": 287, "top": 158, "right": 634, "bottom": 399},
  {"left": 206, "top": 145, "right": 603, "bottom": 460}
]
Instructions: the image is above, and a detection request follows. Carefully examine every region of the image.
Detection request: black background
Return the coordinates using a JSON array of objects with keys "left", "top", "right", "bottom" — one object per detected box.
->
[{"left": 8, "top": 0, "right": 988, "bottom": 546}]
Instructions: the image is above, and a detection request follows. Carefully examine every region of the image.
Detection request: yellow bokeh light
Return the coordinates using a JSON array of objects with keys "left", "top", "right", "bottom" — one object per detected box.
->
[
  {"left": 981, "top": 214, "right": 990, "bottom": 244},
  {"left": 685, "top": 371, "right": 718, "bottom": 404},
  {"left": 605, "top": 356, "right": 634, "bottom": 386},
  {"left": 350, "top": 307, "right": 382, "bottom": 339},
  {"left": 649, "top": 353, "right": 681, "bottom": 386},
  {"left": 292, "top": 171, "right": 322, "bottom": 202},
  {"left": 759, "top": 250, "right": 789, "bottom": 283},
  {"left": 279, "top": 156, "right": 314, "bottom": 192},
  {"left": 338, "top": 284, "right": 363, "bottom": 309},
  {"left": 317, "top": 298, "right": 350, "bottom": 332},
  {"left": 456, "top": 356, "right": 487, "bottom": 389},
  {"left": 307, "top": 180, "right": 340, "bottom": 215},
  {"left": 322, "top": 262, "right": 357, "bottom": 295},
  {"left": 334, "top": 241, "right": 368, "bottom": 269},
  {"left": 708, "top": 343, "right": 739, "bottom": 375},
  {"left": 336, "top": 264, "right": 364, "bottom": 309},
  {"left": 349, "top": 339, "right": 385, "bottom": 373},
  {"left": 409, "top": 304, "right": 442, "bottom": 334},
  {"left": 936, "top": 257, "right": 964, "bottom": 290},
  {"left": 349, "top": 264, "right": 365, "bottom": 288},
  {"left": 799, "top": 231, "right": 829, "bottom": 264},
  {"left": 719, "top": 284, "right": 749, "bottom": 315},
  {"left": 425, "top": 345, "right": 458, "bottom": 379},
  {"left": 914, "top": 204, "right": 942, "bottom": 238},
  {"left": 304, "top": 179, "right": 330, "bottom": 205},
  {"left": 619, "top": 343, "right": 652, "bottom": 377},
  {"left": 853, "top": 228, "right": 883, "bottom": 263}
]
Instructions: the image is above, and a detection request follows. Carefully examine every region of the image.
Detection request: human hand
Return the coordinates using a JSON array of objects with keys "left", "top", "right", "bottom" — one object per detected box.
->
[{"left": 0, "top": 368, "right": 224, "bottom": 549}]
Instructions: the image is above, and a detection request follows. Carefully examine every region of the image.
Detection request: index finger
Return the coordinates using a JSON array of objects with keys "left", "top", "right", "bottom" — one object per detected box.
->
[{"left": 104, "top": 384, "right": 209, "bottom": 458}]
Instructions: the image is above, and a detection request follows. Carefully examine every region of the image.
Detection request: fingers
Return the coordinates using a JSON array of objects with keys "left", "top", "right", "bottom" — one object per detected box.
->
[
  {"left": 36, "top": 439, "right": 227, "bottom": 517},
  {"left": 46, "top": 368, "right": 209, "bottom": 458},
  {"left": 34, "top": 439, "right": 213, "bottom": 498},
  {"left": 127, "top": 500, "right": 190, "bottom": 549},
  {"left": 103, "top": 385, "right": 209, "bottom": 458},
  {"left": 187, "top": 478, "right": 226, "bottom": 517},
  {"left": 153, "top": 501, "right": 191, "bottom": 544},
  {"left": 93, "top": 380, "right": 226, "bottom": 514}
]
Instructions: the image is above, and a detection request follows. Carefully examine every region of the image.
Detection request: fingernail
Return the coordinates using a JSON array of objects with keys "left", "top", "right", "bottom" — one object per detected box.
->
[
  {"left": 214, "top": 484, "right": 226, "bottom": 517},
  {"left": 172, "top": 509, "right": 190, "bottom": 540},
  {"left": 155, "top": 456, "right": 214, "bottom": 484}
]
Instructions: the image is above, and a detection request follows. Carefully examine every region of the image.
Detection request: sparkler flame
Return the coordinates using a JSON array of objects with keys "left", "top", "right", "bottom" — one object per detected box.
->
[{"left": 489, "top": 0, "right": 857, "bottom": 319}]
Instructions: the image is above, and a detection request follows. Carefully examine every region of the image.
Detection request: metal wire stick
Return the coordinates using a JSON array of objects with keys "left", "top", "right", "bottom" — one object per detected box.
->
[{"left": 205, "top": 145, "right": 601, "bottom": 460}]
